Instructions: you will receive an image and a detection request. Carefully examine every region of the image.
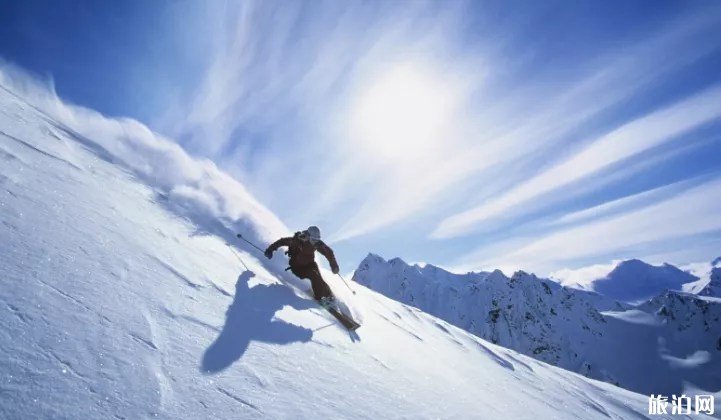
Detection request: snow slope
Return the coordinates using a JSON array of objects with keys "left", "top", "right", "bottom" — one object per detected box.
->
[
  {"left": 0, "top": 66, "right": 716, "bottom": 419},
  {"left": 684, "top": 277, "right": 712, "bottom": 295},
  {"left": 699, "top": 267, "right": 721, "bottom": 298},
  {"left": 681, "top": 258, "right": 721, "bottom": 298},
  {"left": 353, "top": 253, "right": 721, "bottom": 402}
]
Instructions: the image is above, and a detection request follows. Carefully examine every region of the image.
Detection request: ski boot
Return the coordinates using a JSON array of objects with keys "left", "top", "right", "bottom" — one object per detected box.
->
[{"left": 319, "top": 296, "right": 340, "bottom": 311}]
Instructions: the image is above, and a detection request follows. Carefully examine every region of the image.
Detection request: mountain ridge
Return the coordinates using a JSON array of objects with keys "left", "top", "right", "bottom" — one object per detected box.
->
[{"left": 353, "top": 253, "right": 721, "bottom": 398}]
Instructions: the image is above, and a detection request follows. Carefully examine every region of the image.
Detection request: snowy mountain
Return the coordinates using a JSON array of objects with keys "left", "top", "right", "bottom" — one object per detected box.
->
[
  {"left": 353, "top": 253, "right": 721, "bottom": 400},
  {"left": 4, "top": 66, "right": 710, "bottom": 419},
  {"left": 699, "top": 267, "right": 721, "bottom": 298},
  {"left": 681, "top": 259, "right": 721, "bottom": 298},
  {"left": 588, "top": 259, "right": 700, "bottom": 304},
  {"left": 684, "top": 276, "right": 712, "bottom": 295},
  {"left": 637, "top": 291, "right": 721, "bottom": 356}
]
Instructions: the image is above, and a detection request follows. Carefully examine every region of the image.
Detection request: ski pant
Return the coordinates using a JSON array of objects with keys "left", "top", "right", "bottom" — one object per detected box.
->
[{"left": 289, "top": 262, "right": 333, "bottom": 301}]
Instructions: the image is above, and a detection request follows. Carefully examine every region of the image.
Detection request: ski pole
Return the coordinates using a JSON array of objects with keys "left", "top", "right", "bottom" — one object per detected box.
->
[
  {"left": 225, "top": 243, "right": 250, "bottom": 271},
  {"left": 235, "top": 233, "right": 266, "bottom": 254},
  {"left": 337, "top": 273, "right": 356, "bottom": 295}
]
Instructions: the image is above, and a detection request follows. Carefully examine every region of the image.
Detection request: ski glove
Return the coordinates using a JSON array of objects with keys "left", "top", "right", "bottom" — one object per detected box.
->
[
  {"left": 331, "top": 265, "right": 339, "bottom": 275},
  {"left": 264, "top": 249, "right": 273, "bottom": 259}
]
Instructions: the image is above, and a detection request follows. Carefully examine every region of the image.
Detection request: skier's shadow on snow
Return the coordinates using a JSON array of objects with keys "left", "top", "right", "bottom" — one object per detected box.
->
[{"left": 200, "top": 270, "right": 317, "bottom": 374}]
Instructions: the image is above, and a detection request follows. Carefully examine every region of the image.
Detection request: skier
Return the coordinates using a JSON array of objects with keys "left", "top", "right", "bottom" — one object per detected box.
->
[{"left": 264, "top": 226, "right": 341, "bottom": 307}]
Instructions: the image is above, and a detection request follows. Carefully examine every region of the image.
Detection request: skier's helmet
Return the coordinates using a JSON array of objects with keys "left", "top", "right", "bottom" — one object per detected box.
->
[{"left": 306, "top": 226, "right": 321, "bottom": 243}]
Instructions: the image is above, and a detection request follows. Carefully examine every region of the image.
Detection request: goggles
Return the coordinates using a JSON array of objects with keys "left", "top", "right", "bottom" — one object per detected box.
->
[{"left": 299, "top": 230, "right": 320, "bottom": 244}]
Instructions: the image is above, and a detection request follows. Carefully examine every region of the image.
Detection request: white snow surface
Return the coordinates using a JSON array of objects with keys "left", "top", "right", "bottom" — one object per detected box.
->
[
  {"left": 684, "top": 277, "right": 712, "bottom": 295},
  {"left": 699, "top": 267, "right": 721, "bottom": 298},
  {"left": 353, "top": 253, "right": 721, "bottom": 406},
  {"left": 681, "top": 259, "right": 721, "bottom": 298},
  {"left": 0, "top": 68, "right": 717, "bottom": 420}
]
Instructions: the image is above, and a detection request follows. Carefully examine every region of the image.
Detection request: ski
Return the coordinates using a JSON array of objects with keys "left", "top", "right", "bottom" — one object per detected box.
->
[
  {"left": 302, "top": 288, "right": 361, "bottom": 331},
  {"left": 322, "top": 303, "right": 361, "bottom": 331}
]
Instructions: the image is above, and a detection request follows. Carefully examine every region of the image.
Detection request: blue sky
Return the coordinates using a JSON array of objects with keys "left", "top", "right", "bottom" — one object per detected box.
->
[{"left": 2, "top": 0, "right": 721, "bottom": 278}]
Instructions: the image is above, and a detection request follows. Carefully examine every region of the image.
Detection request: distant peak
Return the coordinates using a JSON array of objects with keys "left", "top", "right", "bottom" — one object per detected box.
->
[
  {"left": 419, "top": 263, "right": 450, "bottom": 272},
  {"left": 486, "top": 269, "right": 509, "bottom": 282},
  {"left": 616, "top": 258, "right": 648, "bottom": 268},
  {"left": 361, "top": 254, "right": 412, "bottom": 268},
  {"left": 388, "top": 257, "right": 409, "bottom": 266},
  {"left": 611, "top": 259, "right": 686, "bottom": 275},
  {"left": 362, "top": 253, "right": 387, "bottom": 264},
  {"left": 712, "top": 256, "right": 721, "bottom": 267}
]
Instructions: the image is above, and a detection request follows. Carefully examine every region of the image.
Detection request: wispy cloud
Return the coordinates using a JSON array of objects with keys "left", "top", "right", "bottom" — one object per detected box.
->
[
  {"left": 10, "top": 0, "right": 717, "bottom": 276},
  {"left": 5, "top": 0, "right": 721, "bottom": 287},
  {"left": 158, "top": 1, "right": 479, "bottom": 237},
  {"left": 545, "top": 176, "right": 701, "bottom": 228},
  {"left": 456, "top": 177, "right": 721, "bottom": 274},
  {"left": 640, "top": 236, "right": 721, "bottom": 270},
  {"left": 155, "top": 1, "right": 721, "bottom": 249},
  {"left": 549, "top": 262, "right": 620, "bottom": 289},
  {"left": 431, "top": 85, "right": 721, "bottom": 239}
]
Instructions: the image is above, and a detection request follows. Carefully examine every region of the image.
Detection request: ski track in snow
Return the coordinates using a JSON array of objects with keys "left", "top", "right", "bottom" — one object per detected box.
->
[
  {"left": 216, "top": 386, "right": 262, "bottom": 412},
  {"left": 378, "top": 312, "right": 425, "bottom": 342},
  {"left": 1, "top": 76, "right": 717, "bottom": 419}
]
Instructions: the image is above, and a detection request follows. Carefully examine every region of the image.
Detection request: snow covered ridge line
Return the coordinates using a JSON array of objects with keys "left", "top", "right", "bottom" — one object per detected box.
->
[
  {"left": 0, "top": 61, "right": 288, "bottom": 247},
  {"left": 353, "top": 253, "right": 721, "bottom": 399}
]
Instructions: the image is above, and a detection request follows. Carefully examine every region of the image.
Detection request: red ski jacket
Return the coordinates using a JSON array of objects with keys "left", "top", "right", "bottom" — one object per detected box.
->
[{"left": 266, "top": 234, "right": 340, "bottom": 274}]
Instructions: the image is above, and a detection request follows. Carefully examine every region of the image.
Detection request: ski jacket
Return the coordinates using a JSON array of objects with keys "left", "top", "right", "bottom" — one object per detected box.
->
[{"left": 266, "top": 233, "right": 340, "bottom": 274}]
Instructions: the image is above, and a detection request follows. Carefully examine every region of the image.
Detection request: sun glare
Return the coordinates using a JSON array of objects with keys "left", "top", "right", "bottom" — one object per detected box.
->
[{"left": 351, "top": 63, "right": 458, "bottom": 163}]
